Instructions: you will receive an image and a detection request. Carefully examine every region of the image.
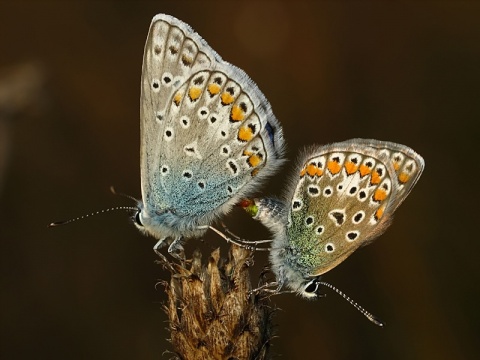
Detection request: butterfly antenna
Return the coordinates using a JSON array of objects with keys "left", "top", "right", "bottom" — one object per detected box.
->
[
  {"left": 109, "top": 186, "right": 139, "bottom": 203},
  {"left": 319, "top": 281, "right": 385, "bottom": 327},
  {"left": 48, "top": 206, "right": 138, "bottom": 227}
]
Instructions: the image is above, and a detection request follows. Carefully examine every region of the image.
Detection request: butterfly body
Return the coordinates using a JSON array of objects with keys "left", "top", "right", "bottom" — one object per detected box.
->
[
  {"left": 243, "top": 139, "right": 424, "bottom": 297},
  {"left": 136, "top": 14, "right": 285, "bottom": 253}
]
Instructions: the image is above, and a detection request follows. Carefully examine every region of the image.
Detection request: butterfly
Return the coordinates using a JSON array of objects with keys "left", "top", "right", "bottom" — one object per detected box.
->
[
  {"left": 240, "top": 139, "right": 424, "bottom": 298},
  {"left": 134, "top": 14, "right": 285, "bottom": 256}
]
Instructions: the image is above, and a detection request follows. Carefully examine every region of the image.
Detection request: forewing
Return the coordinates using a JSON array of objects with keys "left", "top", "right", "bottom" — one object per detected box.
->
[{"left": 140, "top": 15, "right": 284, "bottom": 218}]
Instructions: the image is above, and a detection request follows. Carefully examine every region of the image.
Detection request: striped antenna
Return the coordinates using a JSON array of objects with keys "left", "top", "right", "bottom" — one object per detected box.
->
[
  {"left": 319, "top": 281, "right": 385, "bottom": 327},
  {"left": 49, "top": 186, "right": 138, "bottom": 227}
]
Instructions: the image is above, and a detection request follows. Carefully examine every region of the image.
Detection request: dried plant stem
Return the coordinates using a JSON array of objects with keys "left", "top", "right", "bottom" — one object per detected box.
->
[{"left": 159, "top": 245, "right": 275, "bottom": 360}]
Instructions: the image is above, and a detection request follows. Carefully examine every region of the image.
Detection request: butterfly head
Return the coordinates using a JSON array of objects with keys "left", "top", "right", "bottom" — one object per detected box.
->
[
  {"left": 132, "top": 202, "right": 163, "bottom": 237},
  {"left": 268, "top": 245, "right": 323, "bottom": 299},
  {"left": 302, "top": 277, "right": 323, "bottom": 298}
]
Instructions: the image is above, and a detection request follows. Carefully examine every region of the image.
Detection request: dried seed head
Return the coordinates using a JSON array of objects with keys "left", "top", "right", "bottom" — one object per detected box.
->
[{"left": 160, "top": 245, "right": 275, "bottom": 359}]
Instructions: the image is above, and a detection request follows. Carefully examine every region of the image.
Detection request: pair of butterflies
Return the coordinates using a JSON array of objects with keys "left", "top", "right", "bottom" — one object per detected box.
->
[{"left": 134, "top": 14, "right": 424, "bottom": 300}]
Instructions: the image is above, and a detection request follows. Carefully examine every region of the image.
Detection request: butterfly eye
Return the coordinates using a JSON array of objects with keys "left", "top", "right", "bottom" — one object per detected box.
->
[
  {"left": 304, "top": 279, "right": 319, "bottom": 294},
  {"left": 134, "top": 211, "right": 143, "bottom": 227}
]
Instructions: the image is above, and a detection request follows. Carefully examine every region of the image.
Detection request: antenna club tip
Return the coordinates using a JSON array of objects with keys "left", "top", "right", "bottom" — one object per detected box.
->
[{"left": 318, "top": 280, "right": 385, "bottom": 327}]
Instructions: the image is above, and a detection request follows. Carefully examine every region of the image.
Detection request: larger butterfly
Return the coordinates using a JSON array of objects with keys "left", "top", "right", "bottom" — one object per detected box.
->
[
  {"left": 241, "top": 139, "right": 424, "bottom": 297},
  {"left": 134, "top": 14, "right": 285, "bottom": 255}
]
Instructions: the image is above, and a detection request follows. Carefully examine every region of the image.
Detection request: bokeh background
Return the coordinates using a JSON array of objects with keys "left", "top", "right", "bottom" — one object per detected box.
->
[{"left": 1, "top": 1, "right": 479, "bottom": 359}]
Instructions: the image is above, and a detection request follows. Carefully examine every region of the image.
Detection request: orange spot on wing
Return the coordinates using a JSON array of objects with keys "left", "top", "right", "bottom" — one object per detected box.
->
[
  {"left": 373, "top": 188, "right": 387, "bottom": 202},
  {"left": 231, "top": 105, "right": 245, "bottom": 121},
  {"left": 370, "top": 170, "right": 381, "bottom": 185},
  {"left": 398, "top": 172, "right": 410, "bottom": 184},
  {"left": 327, "top": 160, "right": 341, "bottom": 175},
  {"left": 307, "top": 164, "right": 318, "bottom": 177},
  {"left": 344, "top": 161, "right": 358, "bottom": 175},
  {"left": 300, "top": 168, "right": 307, "bottom": 177},
  {"left": 208, "top": 83, "right": 221, "bottom": 95},
  {"left": 188, "top": 87, "right": 202, "bottom": 101},
  {"left": 238, "top": 126, "right": 254, "bottom": 141},
  {"left": 251, "top": 168, "right": 260, "bottom": 177},
  {"left": 316, "top": 168, "right": 323, "bottom": 177},
  {"left": 248, "top": 154, "right": 262, "bottom": 167},
  {"left": 173, "top": 92, "right": 183, "bottom": 106},
  {"left": 221, "top": 92, "right": 234, "bottom": 105},
  {"left": 243, "top": 150, "right": 253, "bottom": 157},
  {"left": 375, "top": 206, "right": 385, "bottom": 220},
  {"left": 393, "top": 161, "right": 400, "bottom": 171},
  {"left": 359, "top": 164, "right": 371, "bottom": 177}
]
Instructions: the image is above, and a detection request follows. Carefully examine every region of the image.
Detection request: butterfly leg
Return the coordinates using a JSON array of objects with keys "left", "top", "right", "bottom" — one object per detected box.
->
[
  {"left": 249, "top": 281, "right": 287, "bottom": 299},
  {"left": 152, "top": 247, "right": 176, "bottom": 273},
  {"left": 153, "top": 237, "right": 170, "bottom": 263},
  {"left": 219, "top": 222, "right": 273, "bottom": 245},
  {"left": 203, "top": 225, "right": 270, "bottom": 251},
  {"left": 167, "top": 236, "right": 186, "bottom": 261}
]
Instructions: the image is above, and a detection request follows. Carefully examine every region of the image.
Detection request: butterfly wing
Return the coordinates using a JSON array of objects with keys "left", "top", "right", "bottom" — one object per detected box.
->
[
  {"left": 350, "top": 139, "right": 425, "bottom": 213},
  {"left": 284, "top": 139, "right": 423, "bottom": 277},
  {"left": 140, "top": 15, "right": 285, "bottom": 229}
]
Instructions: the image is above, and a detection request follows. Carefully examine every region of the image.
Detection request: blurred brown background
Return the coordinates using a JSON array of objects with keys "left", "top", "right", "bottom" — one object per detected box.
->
[{"left": 1, "top": 1, "right": 478, "bottom": 359}]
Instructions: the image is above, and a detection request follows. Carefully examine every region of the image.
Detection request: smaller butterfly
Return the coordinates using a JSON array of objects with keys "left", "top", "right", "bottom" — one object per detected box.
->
[{"left": 240, "top": 139, "right": 424, "bottom": 298}]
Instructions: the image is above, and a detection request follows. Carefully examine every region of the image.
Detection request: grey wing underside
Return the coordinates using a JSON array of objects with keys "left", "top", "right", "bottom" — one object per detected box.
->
[
  {"left": 140, "top": 15, "right": 284, "bottom": 218},
  {"left": 348, "top": 138, "right": 425, "bottom": 213},
  {"left": 285, "top": 139, "right": 423, "bottom": 276}
]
